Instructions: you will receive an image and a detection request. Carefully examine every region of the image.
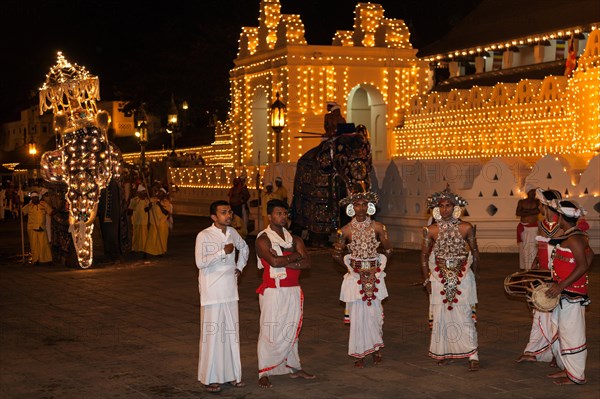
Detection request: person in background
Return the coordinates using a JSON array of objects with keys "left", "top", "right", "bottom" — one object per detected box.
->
[
  {"left": 231, "top": 213, "right": 248, "bottom": 240},
  {"left": 516, "top": 188, "right": 540, "bottom": 270},
  {"left": 273, "top": 176, "right": 288, "bottom": 204},
  {"left": 260, "top": 182, "right": 277, "bottom": 231},
  {"left": 144, "top": 188, "right": 172, "bottom": 256},
  {"left": 40, "top": 188, "right": 54, "bottom": 245},
  {"left": 128, "top": 185, "right": 150, "bottom": 253},
  {"left": 22, "top": 191, "right": 53, "bottom": 264},
  {"left": 323, "top": 102, "right": 346, "bottom": 139},
  {"left": 0, "top": 184, "right": 5, "bottom": 222},
  {"left": 228, "top": 178, "right": 249, "bottom": 221}
]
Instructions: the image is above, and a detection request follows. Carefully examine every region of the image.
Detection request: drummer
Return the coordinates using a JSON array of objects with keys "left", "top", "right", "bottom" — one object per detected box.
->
[
  {"left": 516, "top": 188, "right": 562, "bottom": 364},
  {"left": 545, "top": 200, "right": 594, "bottom": 385}
]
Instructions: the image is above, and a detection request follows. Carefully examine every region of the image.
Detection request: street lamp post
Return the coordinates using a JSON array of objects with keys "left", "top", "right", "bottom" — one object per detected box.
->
[
  {"left": 270, "top": 92, "right": 286, "bottom": 163},
  {"left": 167, "top": 94, "right": 178, "bottom": 152},
  {"left": 135, "top": 104, "right": 148, "bottom": 171}
]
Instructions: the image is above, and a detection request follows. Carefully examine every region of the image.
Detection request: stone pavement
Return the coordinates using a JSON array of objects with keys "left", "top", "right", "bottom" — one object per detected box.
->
[{"left": 0, "top": 215, "right": 598, "bottom": 399}]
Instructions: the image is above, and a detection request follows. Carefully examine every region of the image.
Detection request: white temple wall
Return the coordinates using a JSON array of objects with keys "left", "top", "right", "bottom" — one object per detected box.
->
[{"left": 169, "top": 154, "right": 599, "bottom": 253}]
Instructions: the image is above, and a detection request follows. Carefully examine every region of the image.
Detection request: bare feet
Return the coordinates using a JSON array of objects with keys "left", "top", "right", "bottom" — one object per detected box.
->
[
  {"left": 354, "top": 358, "right": 365, "bottom": 368},
  {"left": 228, "top": 381, "right": 246, "bottom": 388},
  {"left": 550, "top": 356, "right": 558, "bottom": 368},
  {"left": 372, "top": 351, "right": 382, "bottom": 365},
  {"left": 258, "top": 376, "right": 272, "bottom": 388},
  {"left": 436, "top": 359, "right": 453, "bottom": 366},
  {"left": 468, "top": 360, "right": 480, "bottom": 372},
  {"left": 516, "top": 354, "right": 537, "bottom": 363},
  {"left": 553, "top": 377, "right": 577, "bottom": 385},
  {"left": 289, "top": 369, "right": 316, "bottom": 379},
  {"left": 548, "top": 370, "right": 567, "bottom": 379}
]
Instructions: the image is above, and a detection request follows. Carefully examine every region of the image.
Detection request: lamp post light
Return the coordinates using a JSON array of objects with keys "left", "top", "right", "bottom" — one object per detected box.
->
[
  {"left": 270, "top": 91, "right": 286, "bottom": 163},
  {"left": 135, "top": 104, "right": 149, "bottom": 171},
  {"left": 167, "top": 94, "right": 178, "bottom": 152},
  {"left": 28, "top": 141, "right": 38, "bottom": 179}
]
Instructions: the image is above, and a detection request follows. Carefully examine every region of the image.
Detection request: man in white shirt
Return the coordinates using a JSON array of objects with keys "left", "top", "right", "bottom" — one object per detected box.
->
[{"left": 195, "top": 200, "right": 250, "bottom": 393}]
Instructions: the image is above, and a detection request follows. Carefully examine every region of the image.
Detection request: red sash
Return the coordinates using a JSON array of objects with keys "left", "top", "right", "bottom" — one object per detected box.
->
[{"left": 256, "top": 251, "right": 301, "bottom": 295}]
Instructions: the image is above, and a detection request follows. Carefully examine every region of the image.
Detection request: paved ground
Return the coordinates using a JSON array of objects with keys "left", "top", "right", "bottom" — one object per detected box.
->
[{"left": 0, "top": 215, "right": 598, "bottom": 399}]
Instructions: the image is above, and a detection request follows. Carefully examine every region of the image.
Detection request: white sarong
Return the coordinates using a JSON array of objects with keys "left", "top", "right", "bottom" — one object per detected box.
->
[
  {"left": 519, "top": 224, "right": 538, "bottom": 270},
  {"left": 257, "top": 286, "right": 303, "bottom": 377},
  {"left": 551, "top": 298, "right": 587, "bottom": 384},
  {"left": 523, "top": 309, "right": 555, "bottom": 362},
  {"left": 198, "top": 301, "right": 242, "bottom": 385}
]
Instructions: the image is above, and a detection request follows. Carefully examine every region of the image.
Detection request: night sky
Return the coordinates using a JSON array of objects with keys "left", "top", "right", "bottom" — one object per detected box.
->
[{"left": 1, "top": 0, "right": 480, "bottom": 125}]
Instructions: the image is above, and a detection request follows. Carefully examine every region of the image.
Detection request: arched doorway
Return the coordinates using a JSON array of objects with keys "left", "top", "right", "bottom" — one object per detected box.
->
[
  {"left": 251, "top": 87, "right": 269, "bottom": 166},
  {"left": 346, "top": 84, "right": 387, "bottom": 161}
]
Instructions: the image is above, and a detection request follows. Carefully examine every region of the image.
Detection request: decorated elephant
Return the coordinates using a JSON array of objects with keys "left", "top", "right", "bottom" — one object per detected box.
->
[
  {"left": 290, "top": 123, "right": 373, "bottom": 244},
  {"left": 38, "top": 52, "right": 122, "bottom": 268}
]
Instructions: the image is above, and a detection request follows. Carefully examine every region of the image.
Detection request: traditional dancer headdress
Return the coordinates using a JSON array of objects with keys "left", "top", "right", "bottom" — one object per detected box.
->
[
  {"left": 535, "top": 188, "right": 562, "bottom": 206},
  {"left": 426, "top": 185, "right": 467, "bottom": 209},
  {"left": 426, "top": 185, "right": 467, "bottom": 221},
  {"left": 339, "top": 191, "right": 379, "bottom": 207},
  {"left": 339, "top": 191, "right": 379, "bottom": 217},
  {"left": 550, "top": 199, "right": 587, "bottom": 219}
]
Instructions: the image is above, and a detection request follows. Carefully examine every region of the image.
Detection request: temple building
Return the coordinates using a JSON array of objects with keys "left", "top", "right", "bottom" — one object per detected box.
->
[
  {"left": 169, "top": 0, "right": 599, "bottom": 252},
  {"left": 224, "top": 0, "right": 428, "bottom": 165},
  {"left": 395, "top": 0, "right": 599, "bottom": 169}
]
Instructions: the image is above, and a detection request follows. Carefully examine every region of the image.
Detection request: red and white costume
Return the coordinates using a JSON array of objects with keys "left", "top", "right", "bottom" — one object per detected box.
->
[
  {"left": 256, "top": 227, "right": 304, "bottom": 378},
  {"left": 521, "top": 219, "right": 559, "bottom": 361},
  {"left": 549, "top": 243, "right": 590, "bottom": 384}
]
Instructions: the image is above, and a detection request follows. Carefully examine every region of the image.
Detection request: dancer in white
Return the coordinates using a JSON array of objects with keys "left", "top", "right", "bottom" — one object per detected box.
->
[
  {"left": 421, "top": 186, "right": 480, "bottom": 371},
  {"left": 545, "top": 200, "right": 594, "bottom": 385},
  {"left": 255, "top": 199, "right": 315, "bottom": 388},
  {"left": 333, "top": 191, "right": 393, "bottom": 368},
  {"left": 195, "top": 200, "right": 249, "bottom": 393}
]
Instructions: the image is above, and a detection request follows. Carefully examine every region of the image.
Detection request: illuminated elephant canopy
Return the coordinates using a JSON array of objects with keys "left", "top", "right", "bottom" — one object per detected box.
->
[{"left": 39, "top": 52, "right": 122, "bottom": 268}]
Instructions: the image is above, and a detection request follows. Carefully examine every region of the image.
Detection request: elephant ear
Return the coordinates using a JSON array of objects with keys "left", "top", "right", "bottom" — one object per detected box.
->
[
  {"left": 96, "top": 110, "right": 109, "bottom": 130},
  {"left": 54, "top": 114, "right": 68, "bottom": 134},
  {"left": 40, "top": 149, "right": 66, "bottom": 183}
]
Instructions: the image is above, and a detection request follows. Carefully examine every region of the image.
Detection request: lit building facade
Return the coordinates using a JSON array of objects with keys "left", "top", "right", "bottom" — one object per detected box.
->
[
  {"left": 169, "top": 1, "right": 599, "bottom": 252},
  {"left": 225, "top": 0, "right": 429, "bottom": 165}
]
